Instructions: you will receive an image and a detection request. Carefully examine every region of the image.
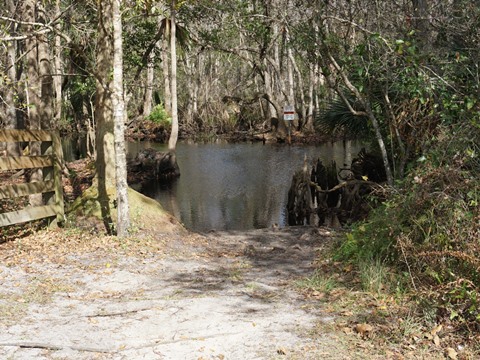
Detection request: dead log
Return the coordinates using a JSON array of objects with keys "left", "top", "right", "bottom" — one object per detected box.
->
[{"left": 128, "top": 148, "right": 180, "bottom": 184}]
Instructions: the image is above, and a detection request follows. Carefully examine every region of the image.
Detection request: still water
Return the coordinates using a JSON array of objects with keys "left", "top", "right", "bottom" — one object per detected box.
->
[{"left": 127, "top": 141, "right": 361, "bottom": 232}]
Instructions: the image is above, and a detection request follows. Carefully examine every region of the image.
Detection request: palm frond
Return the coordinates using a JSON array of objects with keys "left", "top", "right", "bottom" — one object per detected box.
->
[{"left": 316, "top": 96, "right": 372, "bottom": 139}]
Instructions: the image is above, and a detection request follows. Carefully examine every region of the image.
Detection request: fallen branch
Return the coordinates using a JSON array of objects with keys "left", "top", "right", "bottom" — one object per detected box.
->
[
  {"left": 86, "top": 306, "right": 157, "bottom": 318},
  {"left": 310, "top": 179, "right": 380, "bottom": 193},
  {"left": 0, "top": 342, "right": 113, "bottom": 353},
  {"left": 128, "top": 331, "right": 243, "bottom": 350}
]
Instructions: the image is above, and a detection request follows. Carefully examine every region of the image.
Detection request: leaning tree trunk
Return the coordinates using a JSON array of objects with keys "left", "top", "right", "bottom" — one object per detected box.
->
[{"left": 324, "top": 50, "right": 394, "bottom": 185}]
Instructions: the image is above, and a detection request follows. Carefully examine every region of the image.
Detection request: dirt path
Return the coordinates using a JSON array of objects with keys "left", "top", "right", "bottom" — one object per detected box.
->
[{"left": 0, "top": 226, "right": 352, "bottom": 360}]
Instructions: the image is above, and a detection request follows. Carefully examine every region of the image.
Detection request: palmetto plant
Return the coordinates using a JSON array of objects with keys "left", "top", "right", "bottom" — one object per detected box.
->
[{"left": 315, "top": 95, "right": 382, "bottom": 141}]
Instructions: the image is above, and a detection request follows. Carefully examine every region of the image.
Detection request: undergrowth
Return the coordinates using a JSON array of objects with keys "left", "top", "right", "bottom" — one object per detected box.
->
[{"left": 336, "top": 123, "right": 480, "bottom": 328}]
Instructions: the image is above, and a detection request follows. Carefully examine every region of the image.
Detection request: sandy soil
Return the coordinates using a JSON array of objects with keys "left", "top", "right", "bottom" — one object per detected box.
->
[{"left": 0, "top": 226, "right": 359, "bottom": 360}]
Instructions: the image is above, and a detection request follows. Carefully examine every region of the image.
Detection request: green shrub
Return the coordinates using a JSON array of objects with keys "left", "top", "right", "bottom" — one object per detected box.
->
[
  {"left": 335, "top": 123, "right": 480, "bottom": 323},
  {"left": 146, "top": 104, "right": 172, "bottom": 128}
]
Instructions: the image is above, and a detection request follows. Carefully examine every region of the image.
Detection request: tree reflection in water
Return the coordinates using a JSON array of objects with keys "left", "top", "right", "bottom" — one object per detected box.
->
[{"left": 130, "top": 141, "right": 362, "bottom": 232}]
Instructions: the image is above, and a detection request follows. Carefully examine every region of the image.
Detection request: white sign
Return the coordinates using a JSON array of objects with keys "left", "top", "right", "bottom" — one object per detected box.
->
[{"left": 283, "top": 105, "right": 295, "bottom": 121}]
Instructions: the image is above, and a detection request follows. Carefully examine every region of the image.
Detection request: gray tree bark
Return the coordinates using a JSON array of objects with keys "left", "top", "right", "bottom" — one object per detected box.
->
[
  {"left": 112, "top": 0, "right": 130, "bottom": 237},
  {"left": 168, "top": 0, "right": 179, "bottom": 151},
  {"left": 53, "top": 0, "right": 63, "bottom": 124},
  {"left": 143, "top": 51, "right": 155, "bottom": 117},
  {"left": 161, "top": 18, "right": 172, "bottom": 114},
  {"left": 94, "top": 0, "right": 116, "bottom": 233}
]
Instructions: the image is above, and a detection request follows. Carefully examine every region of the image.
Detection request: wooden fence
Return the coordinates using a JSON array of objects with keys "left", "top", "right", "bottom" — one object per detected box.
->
[{"left": 0, "top": 130, "right": 65, "bottom": 227}]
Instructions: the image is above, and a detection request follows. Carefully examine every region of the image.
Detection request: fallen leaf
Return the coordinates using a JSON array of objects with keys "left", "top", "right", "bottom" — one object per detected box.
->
[
  {"left": 310, "top": 291, "right": 326, "bottom": 299},
  {"left": 446, "top": 347, "right": 458, "bottom": 360},
  {"left": 433, "top": 334, "right": 440, "bottom": 346},
  {"left": 342, "top": 327, "right": 353, "bottom": 334},
  {"left": 431, "top": 324, "right": 443, "bottom": 336},
  {"left": 354, "top": 323, "right": 374, "bottom": 338}
]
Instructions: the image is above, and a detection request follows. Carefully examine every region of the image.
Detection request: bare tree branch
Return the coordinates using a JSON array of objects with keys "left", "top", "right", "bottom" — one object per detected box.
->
[{"left": 0, "top": 4, "right": 74, "bottom": 43}]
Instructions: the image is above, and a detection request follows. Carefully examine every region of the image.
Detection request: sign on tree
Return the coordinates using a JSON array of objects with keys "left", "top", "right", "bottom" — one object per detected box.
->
[{"left": 283, "top": 105, "right": 295, "bottom": 121}]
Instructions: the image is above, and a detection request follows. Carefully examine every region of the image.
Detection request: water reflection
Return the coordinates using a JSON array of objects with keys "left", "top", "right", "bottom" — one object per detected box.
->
[{"left": 129, "top": 141, "right": 362, "bottom": 232}]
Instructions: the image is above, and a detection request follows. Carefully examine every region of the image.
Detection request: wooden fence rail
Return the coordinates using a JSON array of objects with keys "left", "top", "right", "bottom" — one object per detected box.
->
[{"left": 0, "top": 130, "right": 65, "bottom": 227}]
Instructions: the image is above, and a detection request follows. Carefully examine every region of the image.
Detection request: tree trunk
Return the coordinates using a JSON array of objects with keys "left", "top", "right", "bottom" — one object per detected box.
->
[
  {"left": 143, "top": 51, "right": 155, "bottom": 117},
  {"left": 168, "top": 1, "right": 179, "bottom": 151},
  {"left": 161, "top": 19, "right": 172, "bottom": 114},
  {"left": 305, "top": 67, "right": 315, "bottom": 131},
  {"left": 182, "top": 56, "right": 196, "bottom": 126},
  {"left": 37, "top": 1, "right": 54, "bottom": 130},
  {"left": 53, "top": 0, "right": 63, "bottom": 124},
  {"left": 263, "top": 60, "right": 279, "bottom": 118},
  {"left": 24, "top": 0, "right": 43, "bottom": 207},
  {"left": 344, "top": 138, "right": 352, "bottom": 169},
  {"left": 112, "top": 0, "right": 130, "bottom": 237},
  {"left": 286, "top": 30, "right": 296, "bottom": 120},
  {"left": 289, "top": 51, "right": 307, "bottom": 128},
  {"left": 5, "top": 0, "right": 20, "bottom": 156},
  {"left": 411, "top": 0, "right": 431, "bottom": 50},
  {"left": 95, "top": 0, "right": 116, "bottom": 233}
]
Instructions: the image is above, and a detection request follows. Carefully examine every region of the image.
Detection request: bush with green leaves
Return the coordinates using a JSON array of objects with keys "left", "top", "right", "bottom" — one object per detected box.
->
[
  {"left": 145, "top": 104, "right": 172, "bottom": 128},
  {"left": 336, "top": 122, "right": 480, "bottom": 323}
]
